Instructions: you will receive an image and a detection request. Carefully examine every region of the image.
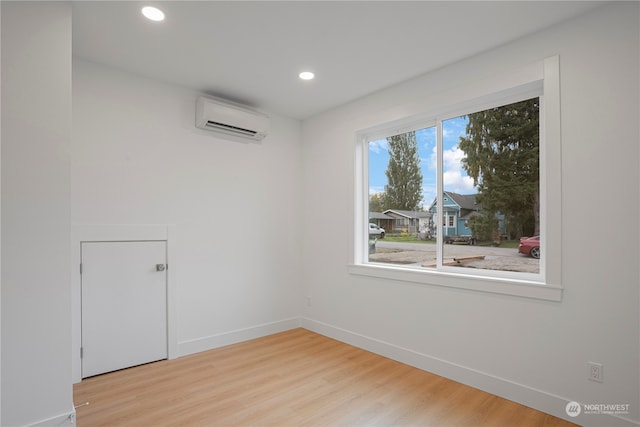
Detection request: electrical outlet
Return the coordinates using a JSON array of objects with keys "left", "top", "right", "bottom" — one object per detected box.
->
[{"left": 588, "top": 362, "right": 603, "bottom": 382}]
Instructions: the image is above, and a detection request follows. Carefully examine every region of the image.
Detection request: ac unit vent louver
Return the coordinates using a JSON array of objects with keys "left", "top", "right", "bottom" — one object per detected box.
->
[
  {"left": 204, "top": 121, "right": 259, "bottom": 137},
  {"left": 196, "top": 96, "right": 270, "bottom": 141}
]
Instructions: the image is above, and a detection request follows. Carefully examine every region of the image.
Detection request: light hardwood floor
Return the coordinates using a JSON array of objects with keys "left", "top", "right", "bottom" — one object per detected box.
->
[{"left": 74, "top": 328, "right": 577, "bottom": 426}]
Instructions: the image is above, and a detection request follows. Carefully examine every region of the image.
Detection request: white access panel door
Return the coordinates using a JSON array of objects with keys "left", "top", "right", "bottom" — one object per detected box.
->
[{"left": 81, "top": 241, "right": 167, "bottom": 378}]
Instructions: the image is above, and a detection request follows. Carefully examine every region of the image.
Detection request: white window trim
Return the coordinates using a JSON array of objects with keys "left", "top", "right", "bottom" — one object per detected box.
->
[{"left": 350, "top": 56, "right": 562, "bottom": 302}]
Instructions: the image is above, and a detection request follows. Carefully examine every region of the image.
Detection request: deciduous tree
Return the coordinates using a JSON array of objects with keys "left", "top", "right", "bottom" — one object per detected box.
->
[
  {"left": 369, "top": 192, "right": 385, "bottom": 213},
  {"left": 384, "top": 132, "right": 423, "bottom": 211}
]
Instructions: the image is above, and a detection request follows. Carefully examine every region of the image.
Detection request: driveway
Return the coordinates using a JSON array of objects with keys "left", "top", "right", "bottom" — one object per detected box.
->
[{"left": 370, "top": 241, "right": 539, "bottom": 273}]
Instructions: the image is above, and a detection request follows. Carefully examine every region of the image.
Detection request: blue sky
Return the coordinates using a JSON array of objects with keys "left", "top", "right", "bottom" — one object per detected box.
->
[{"left": 369, "top": 115, "right": 477, "bottom": 210}]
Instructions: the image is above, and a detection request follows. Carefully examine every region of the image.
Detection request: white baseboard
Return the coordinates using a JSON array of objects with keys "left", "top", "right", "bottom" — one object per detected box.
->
[
  {"left": 28, "top": 409, "right": 75, "bottom": 427},
  {"left": 177, "top": 317, "right": 301, "bottom": 357},
  {"left": 301, "top": 317, "right": 639, "bottom": 427}
]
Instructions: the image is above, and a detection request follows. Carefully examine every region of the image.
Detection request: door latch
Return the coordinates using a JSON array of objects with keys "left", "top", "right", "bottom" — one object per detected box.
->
[{"left": 156, "top": 264, "right": 166, "bottom": 272}]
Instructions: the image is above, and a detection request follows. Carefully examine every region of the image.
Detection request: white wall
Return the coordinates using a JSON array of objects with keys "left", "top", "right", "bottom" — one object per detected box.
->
[
  {"left": 71, "top": 59, "right": 304, "bottom": 379},
  {"left": 301, "top": 3, "right": 639, "bottom": 427},
  {"left": 1, "top": 2, "right": 637, "bottom": 426},
  {"left": 1, "top": 2, "right": 73, "bottom": 426},
  {"left": 1, "top": 3, "right": 3, "bottom": 422}
]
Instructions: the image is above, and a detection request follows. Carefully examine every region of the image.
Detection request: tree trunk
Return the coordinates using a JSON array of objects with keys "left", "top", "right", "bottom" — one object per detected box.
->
[{"left": 533, "top": 189, "right": 540, "bottom": 236}]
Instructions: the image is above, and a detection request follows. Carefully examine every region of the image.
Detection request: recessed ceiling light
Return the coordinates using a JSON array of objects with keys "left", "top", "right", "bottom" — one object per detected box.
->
[
  {"left": 299, "top": 71, "right": 315, "bottom": 81},
  {"left": 142, "top": 6, "right": 165, "bottom": 22}
]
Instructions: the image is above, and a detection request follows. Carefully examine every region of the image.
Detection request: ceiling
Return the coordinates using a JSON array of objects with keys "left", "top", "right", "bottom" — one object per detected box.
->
[{"left": 72, "top": 1, "right": 604, "bottom": 120}]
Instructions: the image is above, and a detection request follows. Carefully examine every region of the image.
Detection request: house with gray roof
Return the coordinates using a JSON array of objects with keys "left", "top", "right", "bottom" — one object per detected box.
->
[
  {"left": 381, "top": 209, "right": 432, "bottom": 235},
  {"left": 427, "top": 192, "right": 506, "bottom": 238},
  {"left": 368, "top": 211, "right": 394, "bottom": 235}
]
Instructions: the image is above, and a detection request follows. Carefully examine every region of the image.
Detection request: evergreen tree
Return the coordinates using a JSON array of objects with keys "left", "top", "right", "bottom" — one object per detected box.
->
[
  {"left": 384, "top": 132, "right": 423, "bottom": 211},
  {"left": 459, "top": 98, "right": 539, "bottom": 237}
]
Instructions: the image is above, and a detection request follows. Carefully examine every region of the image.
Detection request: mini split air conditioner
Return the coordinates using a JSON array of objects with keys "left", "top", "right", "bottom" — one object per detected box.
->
[{"left": 195, "top": 96, "right": 270, "bottom": 141}]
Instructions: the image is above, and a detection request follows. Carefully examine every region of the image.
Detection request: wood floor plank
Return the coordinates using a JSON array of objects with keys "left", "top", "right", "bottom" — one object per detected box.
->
[{"left": 74, "top": 328, "right": 577, "bottom": 426}]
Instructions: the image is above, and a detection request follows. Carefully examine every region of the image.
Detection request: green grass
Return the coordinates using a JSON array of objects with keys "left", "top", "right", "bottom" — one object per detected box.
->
[
  {"left": 497, "top": 240, "right": 519, "bottom": 249},
  {"left": 382, "top": 235, "right": 436, "bottom": 244}
]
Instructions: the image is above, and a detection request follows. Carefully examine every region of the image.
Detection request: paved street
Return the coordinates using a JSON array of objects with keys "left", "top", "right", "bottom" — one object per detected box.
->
[{"left": 370, "top": 240, "right": 539, "bottom": 273}]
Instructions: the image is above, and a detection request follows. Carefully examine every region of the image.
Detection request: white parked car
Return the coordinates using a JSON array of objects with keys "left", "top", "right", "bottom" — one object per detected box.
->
[{"left": 369, "top": 223, "right": 385, "bottom": 238}]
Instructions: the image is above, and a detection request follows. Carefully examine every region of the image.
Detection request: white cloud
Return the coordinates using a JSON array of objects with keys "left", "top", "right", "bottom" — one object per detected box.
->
[
  {"left": 426, "top": 144, "right": 476, "bottom": 195},
  {"left": 428, "top": 144, "right": 467, "bottom": 170},
  {"left": 443, "top": 116, "right": 467, "bottom": 139},
  {"left": 422, "top": 184, "right": 437, "bottom": 208},
  {"left": 428, "top": 144, "right": 437, "bottom": 169},
  {"left": 369, "top": 139, "right": 388, "bottom": 154},
  {"left": 444, "top": 146, "right": 475, "bottom": 193},
  {"left": 443, "top": 145, "right": 466, "bottom": 169},
  {"left": 443, "top": 170, "right": 475, "bottom": 193},
  {"left": 369, "top": 186, "right": 385, "bottom": 195}
]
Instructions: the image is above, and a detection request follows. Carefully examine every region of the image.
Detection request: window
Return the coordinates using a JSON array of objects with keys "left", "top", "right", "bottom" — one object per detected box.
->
[
  {"left": 366, "top": 98, "right": 539, "bottom": 275},
  {"left": 351, "top": 57, "right": 562, "bottom": 301}
]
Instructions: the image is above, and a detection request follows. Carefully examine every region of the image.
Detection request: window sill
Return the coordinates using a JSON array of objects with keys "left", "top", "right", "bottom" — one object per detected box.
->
[{"left": 348, "top": 263, "right": 563, "bottom": 301}]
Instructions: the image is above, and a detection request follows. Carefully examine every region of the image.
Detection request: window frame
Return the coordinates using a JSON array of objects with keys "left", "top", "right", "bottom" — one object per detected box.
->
[{"left": 350, "top": 56, "right": 562, "bottom": 301}]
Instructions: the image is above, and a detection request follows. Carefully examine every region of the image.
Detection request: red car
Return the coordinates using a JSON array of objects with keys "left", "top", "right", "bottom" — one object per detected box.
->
[{"left": 518, "top": 236, "right": 540, "bottom": 259}]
